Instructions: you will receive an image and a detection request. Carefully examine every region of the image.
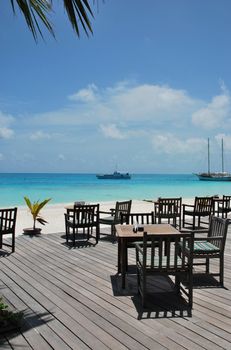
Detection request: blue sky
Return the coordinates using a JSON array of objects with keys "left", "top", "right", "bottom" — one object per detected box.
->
[{"left": 1, "top": 0, "right": 231, "bottom": 173}]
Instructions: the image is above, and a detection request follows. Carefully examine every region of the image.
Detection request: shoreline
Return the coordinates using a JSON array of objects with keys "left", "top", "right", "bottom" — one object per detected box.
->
[{"left": 14, "top": 198, "right": 194, "bottom": 238}]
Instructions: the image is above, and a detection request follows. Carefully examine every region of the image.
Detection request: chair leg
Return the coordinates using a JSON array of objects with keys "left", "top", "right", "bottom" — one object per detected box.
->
[
  {"left": 12, "top": 232, "right": 15, "bottom": 253},
  {"left": 175, "top": 275, "right": 180, "bottom": 294},
  {"left": 0, "top": 234, "right": 2, "bottom": 249},
  {"left": 192, "top": 216, "right": 195, "bottom": 230},
  {"left": 73, "top": 228, "right": 76, "bottom": 247},
  {"left": 205, "top": 258, "right": 209, "bottom": 274},
  {"left": 182, "top": 212, "right": 185, "bottom": 228},
  {"left": 220, "top": 255, "right": 224, "bottom": 286},
  {"left": 188, "top": 271, "right": 193, "bottom": 308},
  {"left": 141, "top": 271, "right": 146, "bottom": 308}
]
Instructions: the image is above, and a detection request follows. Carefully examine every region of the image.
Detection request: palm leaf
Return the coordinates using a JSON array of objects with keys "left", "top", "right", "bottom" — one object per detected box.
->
[
  {"left": 11, "top": 0, "right": 54, "bottom": 41},
  {"left": 11, "top": 0, "right": 95, "bottom": 40}
]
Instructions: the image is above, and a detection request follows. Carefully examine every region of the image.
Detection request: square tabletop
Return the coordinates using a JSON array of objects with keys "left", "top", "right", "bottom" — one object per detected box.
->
[{"left": 115, "top": 223, "right": 179, "bottom": 238}]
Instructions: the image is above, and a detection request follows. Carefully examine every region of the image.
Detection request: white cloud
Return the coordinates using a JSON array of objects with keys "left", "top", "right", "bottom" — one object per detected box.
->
[
  {"left": 29, "top": 82, "right": 203, "bottom": 127},
  {"left": 0, "top": 111, "right": 15, "bottom": 139},
  {"left": 30, "top": 131, "right": 52, "bottom": 140},
  {"left": 192, "top": 91, "right": 231, "bottom": 129},
  {"left": 151, "top": 134, "right": 206, "bottom": 154},
  {"left": 68, "top": 84, "right": 98, "bottom": 103},
  {"left": 58, "top": 154, "right": 65, "bottom": 160},
  {"left": 100, "top": 124, "right": 127, "bottom": 139},
  {"left": 0, "top": 111, "right": 14, "bottom": 125},
  {"left": 0, "top": 127, "right": 14, "bottom": 139}
]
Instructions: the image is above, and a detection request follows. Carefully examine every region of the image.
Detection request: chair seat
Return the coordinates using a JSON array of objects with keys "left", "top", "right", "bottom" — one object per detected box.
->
[
  {"left": 66, "top": 219, "right": 98, "bottom": 228},
  {"left": 180, "top": 240, "right": 220, "bottom": 254},
  {"left": 193, "top": 241, "right": 220, "bottom": 253},
  {"left": 99, "top": 216, "right": 117, "bottom": 224}
]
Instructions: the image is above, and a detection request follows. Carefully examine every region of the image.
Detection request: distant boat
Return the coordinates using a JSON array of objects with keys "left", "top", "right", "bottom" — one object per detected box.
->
[
  {"left": 195, "top": 138, "right": 231, "bottom": 181},
  {"left": 96, "top": 171, "right": 131, "bottom": 180}
]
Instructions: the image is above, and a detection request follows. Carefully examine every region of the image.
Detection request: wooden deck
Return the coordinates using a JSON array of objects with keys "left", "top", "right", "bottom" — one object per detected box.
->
[{"left": 1, "top": 229, "right": 231, "bottom": 350}]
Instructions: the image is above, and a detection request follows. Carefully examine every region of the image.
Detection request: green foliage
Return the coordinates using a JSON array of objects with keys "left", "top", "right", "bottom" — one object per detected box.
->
[
  {"left": 24, "top": 196, "right": 51, "bottom": 229},
  {"left": 0, "top": 297, "right": 23, "bottom": 331}
]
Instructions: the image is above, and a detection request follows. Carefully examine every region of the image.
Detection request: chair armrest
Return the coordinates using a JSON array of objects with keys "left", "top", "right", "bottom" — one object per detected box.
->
[
  {"left": 180, "top": 228, "right": 209, "bottom": 234},
  {"left": 182, "top": 204, "right": 194, "bottom": 209},
  {"left": 99, "top": 210, "right": 112, "bottom": 215},
  {"left": 194, "top": 236, "right": 223, "bottom": 241},
  {"left": 64, "top": 213, "right": 74, "bottom": 219}
]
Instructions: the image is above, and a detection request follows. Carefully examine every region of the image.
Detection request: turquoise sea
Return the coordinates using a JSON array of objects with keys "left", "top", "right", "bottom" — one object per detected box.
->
[{"left": 0, "top": 173, "right": 231, "bottom": 207}]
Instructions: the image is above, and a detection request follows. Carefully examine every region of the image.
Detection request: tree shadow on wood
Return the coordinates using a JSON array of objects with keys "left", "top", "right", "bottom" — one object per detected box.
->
[{"left": 0, "top": 308, "right": 53, "bottom": 337}]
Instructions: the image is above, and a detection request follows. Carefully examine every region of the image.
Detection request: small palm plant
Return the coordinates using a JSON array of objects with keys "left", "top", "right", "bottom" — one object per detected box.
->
[{"left": 24, "top": 197, "right": 51, "bottom": 231}]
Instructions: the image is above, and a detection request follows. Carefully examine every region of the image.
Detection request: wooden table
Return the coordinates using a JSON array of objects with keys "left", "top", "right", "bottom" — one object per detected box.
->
[{"left": 115, "top": 223, "right": 180, "bottom": 289}]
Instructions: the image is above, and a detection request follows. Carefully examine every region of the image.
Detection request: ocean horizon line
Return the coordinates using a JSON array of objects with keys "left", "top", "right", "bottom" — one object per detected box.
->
[{"left": 0, "top": 173, "right": 228, "bottom": 207}]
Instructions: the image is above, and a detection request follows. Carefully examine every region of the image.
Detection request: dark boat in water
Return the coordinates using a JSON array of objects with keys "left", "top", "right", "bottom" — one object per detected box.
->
[
  {"left": 195, "top": 138, "right": 231, "bottom": 181},
  {"left": 96, "top": 171, "right": 131, "bottom": 179},
  {"left": 196, "top": 172, "right": 231, "bottom": 181}
]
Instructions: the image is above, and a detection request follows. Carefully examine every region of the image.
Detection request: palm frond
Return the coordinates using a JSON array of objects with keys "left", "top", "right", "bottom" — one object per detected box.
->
[
  {"left": 63, "top": 0, "right": 93, "bottom": 36},
  {"left": 11, "top": 0, "right": 95, "bottom": 40},
  {"left": 11, "top": 0, "right": 54, "bottom": 41}
]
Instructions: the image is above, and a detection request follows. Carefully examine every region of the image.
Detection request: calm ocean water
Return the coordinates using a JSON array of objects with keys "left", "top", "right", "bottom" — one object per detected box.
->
[{"left": 0, "top": 173, "right": 231, "bottom": 207}]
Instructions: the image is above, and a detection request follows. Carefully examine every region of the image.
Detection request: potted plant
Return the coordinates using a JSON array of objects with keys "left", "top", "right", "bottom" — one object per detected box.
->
[{"left": 23, "top": 197, "right": 51, "bottom": 235}]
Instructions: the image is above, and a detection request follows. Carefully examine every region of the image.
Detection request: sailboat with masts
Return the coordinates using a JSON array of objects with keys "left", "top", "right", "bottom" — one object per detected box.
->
[{"left": 195, "top": 138, "right": 231, "bottom": 181}]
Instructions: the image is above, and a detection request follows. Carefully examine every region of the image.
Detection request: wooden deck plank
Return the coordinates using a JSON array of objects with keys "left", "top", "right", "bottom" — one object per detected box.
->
[
  {"left": 14, "top": 232, "right": 231, "bottom": 348},
  {"left": 7, "top": 240, "right": 167, "bottom": 349},
  {"left": 15, "top": 236, "right": 197, "bottom": 349},
  {"left": 1, "top": 228, "right": 231, "bottom": 349}
]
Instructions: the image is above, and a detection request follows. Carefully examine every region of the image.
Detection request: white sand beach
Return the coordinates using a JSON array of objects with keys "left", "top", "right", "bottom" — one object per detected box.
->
[{"left": 15, "top": 198, "right": 194, "bottom": 237}]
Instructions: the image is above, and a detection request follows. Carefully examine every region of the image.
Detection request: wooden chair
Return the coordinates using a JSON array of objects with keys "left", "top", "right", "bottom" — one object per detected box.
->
[
  {"left": 119, "top": 212, "right": 155, "bottom": 270},
  {"left": 0, "top": 208, "right": 17, "bottom": 253},
  {"left": 184, "top": 216, "right": 230, "bottom": 286},
  {"left": 182, "top": 196, "right": 213, "bottom": 230},
  {"left": 65, "top": 204, "right": 99, "bottom": 246},
  {"left": 154, "top": 197, "right": 182, "bottom": 229},
  {"left": 216, "top": 195, "right": 231, "bottom": 218},
  {"left": 99, "top": 200, "right": 132, "bottom": 238},
  {"left": 135, "top": 231, "right": 193, "bottom": 308}
]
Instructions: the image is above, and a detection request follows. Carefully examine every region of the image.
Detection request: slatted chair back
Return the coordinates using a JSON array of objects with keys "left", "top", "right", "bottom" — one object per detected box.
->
[
  {"left": 154, "top": 197, "right": 182, "bottom": 228},
  {"left": 140, "top": 232, "right": 193, "bottom": 272},
  {"left": 65, "top": 204, "right": 100, "bottom": 246},
  {"left": 219, "top": 195, "right": 231, "bottom": 218},
  {"left": 120, "top": 212, "right": 154, "bottom": 225},
  {"left": 114, "top": 200, "right": 132, "bottom": 222},
  {"left": 72, "top": 204, "right": 99, "bottom": 227},
  {"left": 208, "top": 216, "right": 229, "bottom": 251},
  {"left": 194, "top": 196, "right": 213, "bottom": 215},
  {"left": 0, "top": 207, "right": 17, "bottom": 253},
  {"left": 135, "top": 231, "right": 194, "bottom": 307}
]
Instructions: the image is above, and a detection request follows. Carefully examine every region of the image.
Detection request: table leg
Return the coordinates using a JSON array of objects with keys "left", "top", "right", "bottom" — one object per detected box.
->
[
  {"left": 121, "top": 238, "right": 126, "bottom": 289},
  {"left": 117, "top": 238, "right": 121, "bottom": 273}
]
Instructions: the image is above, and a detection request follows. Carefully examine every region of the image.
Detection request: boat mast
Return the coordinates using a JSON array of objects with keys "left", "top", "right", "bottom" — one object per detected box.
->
[
  {"left": 222, "top": 138, "right": 224, "bottom": 173},
  {"left": 208, "top": 138, "right": 210, "bottom": 174}
]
